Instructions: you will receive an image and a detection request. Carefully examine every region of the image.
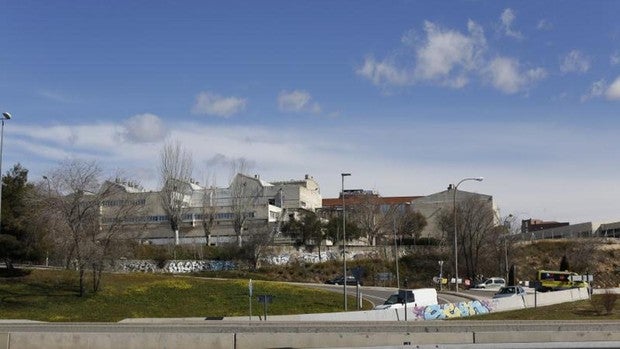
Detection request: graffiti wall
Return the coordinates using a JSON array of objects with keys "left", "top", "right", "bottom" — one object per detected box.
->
[
  {"left": 117, "top": 259, "right": 236, "bottom": 274},
  {"left": 412, "top": 300, "right": 495, "bottom": 320}
]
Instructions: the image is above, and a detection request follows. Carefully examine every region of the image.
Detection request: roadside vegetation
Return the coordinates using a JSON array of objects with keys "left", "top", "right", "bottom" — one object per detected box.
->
[
  {"left": 0, "top": 269, "right": 371, "bottom": 322},
  {"left": 464, "top": 293, "right": 619, "bottom": 320}
]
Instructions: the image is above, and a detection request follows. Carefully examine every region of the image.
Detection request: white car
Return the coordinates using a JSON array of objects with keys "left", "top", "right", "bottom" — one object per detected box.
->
[
  {"left": 475, "top": 277, "right": 506, "bottom": 289},
  {"left": 493, "top": 286, "right": 526, "bottom": 299}
]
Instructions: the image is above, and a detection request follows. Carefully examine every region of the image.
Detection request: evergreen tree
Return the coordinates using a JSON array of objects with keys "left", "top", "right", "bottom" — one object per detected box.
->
[
  {"left": 559, "top": 254, "right": 570, "bottom": 271},
  {"left": 0, "top": 164, "right": 40, "bottom": 268}
]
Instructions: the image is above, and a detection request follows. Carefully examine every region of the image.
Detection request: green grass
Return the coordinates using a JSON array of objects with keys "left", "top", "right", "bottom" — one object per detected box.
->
[
  {"left": 463, "top": 296, "right": 620, "bottom": 320},
  {"left": 0, "top": 269, "right": 370, "bottom": 322}
]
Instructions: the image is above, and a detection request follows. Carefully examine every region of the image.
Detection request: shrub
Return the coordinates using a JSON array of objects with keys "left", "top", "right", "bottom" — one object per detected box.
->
[{"left": 591, "top": 291, "right": 618, "bottom": 315}]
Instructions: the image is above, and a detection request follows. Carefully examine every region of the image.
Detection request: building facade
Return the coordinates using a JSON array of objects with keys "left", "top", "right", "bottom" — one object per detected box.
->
[{"left": 100, "top": 174, "right": 322, "bottom": 246}]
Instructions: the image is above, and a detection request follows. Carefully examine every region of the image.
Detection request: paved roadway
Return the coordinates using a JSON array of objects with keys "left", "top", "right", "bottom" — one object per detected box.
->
[{"left": 314, "top": 284, "right": 479, "bottom": 307}]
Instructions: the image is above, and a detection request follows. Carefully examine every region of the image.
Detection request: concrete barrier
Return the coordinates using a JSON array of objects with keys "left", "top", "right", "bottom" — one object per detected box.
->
[
  {"left": 1, "top": 321, "right": 619, "bottom": 348},
  {"left": 235, "top": 332, "right": 473, "bottom": 349},
  {"left": 475, "top": 330, "right": 620, "bottom": 343},
  {"left": 5, "top": 332, "right": 234, "bottom": 349}
]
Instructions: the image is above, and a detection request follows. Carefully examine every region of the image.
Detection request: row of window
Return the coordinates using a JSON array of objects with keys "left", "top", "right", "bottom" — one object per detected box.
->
[
  {"left": 101, "top": 212, "right": 255, "bottom": 225},
  {"left": 102, "top": 198, "right": 147, "bottom": 207}
]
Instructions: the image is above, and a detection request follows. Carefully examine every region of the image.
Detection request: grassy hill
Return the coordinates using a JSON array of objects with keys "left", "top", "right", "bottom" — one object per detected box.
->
[{"left": 0, "top": 269, "right": 370, "bottom": 322}]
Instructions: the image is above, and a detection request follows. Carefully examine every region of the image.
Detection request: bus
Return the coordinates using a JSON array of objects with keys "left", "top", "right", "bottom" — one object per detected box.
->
[{"left": 536, "top": 270, "right": 588, "bottom": 292}]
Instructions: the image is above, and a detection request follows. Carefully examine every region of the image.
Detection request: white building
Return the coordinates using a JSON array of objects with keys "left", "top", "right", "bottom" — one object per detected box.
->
[{"left": 100, "top": 174, "right": 322, "bottom": 246}]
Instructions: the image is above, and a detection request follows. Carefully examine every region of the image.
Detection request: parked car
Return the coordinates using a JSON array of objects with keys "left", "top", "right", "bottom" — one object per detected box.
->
[
  {"left": 493, "top": 286, "right": 526, "bottom": 299},
  {"left": 474, "top": 277, "right": 506, "bottom": 289},
  {"left": 325, "top": 275, "right": 361, "bottom": 286}
]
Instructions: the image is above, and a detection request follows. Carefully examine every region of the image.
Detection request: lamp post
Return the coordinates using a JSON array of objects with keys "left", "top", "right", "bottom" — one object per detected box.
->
[
  {"left": 393, "top": 216, "right": 400, "bottom": 288},
  {"left": 341, "top": 172, "right": 350, "bottom": 311},
  {"left": 452, "top": 176, "right": 483, "bottom": 292},
  {"left": 42, "top": 175, "right": 51, "bottom": 267},
  {"left": 438, "top": 260, "right": 444, "bottom": 291},
  {"left": 502, "top": 214, "right": 513, "bottom": 283},
  {"left": 0, "top": 112, "right": 12, "bottom": 235}
]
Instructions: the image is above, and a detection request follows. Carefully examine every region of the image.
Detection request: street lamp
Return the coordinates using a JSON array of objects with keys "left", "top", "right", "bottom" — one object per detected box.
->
[
  {"left": 452, "top": 176, "right": 483, "bottom": 292},
  {"left": 42, "top": 175, "right": 51, "bottom": 267},
  {"left": 438, "top": 260, "right": 444, "bottom": 291},
  {"left": 341, "top": 172, "right": 351, "bottom": 311},
  {"left": 0, "top": 112, "right": 12, "bottom": 235},
  {"left": 502, "top": 214, "right": 513, "bottom": 283},
  {"left": 393, "top": 216, "right": 400, "bottom": 289}
]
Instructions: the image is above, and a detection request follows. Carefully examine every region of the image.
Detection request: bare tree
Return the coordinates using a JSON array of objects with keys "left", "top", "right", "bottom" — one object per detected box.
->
[
  {"left": 43, "top": 160, "right": 145, "bottom": 296},
  {"left": 92, "top": 179, "right": 146, "bottom": 292},
  {"left": 46, "top": 160, "right": 103, "bottom": 296},
  {"left": 350, "top": 193, "right": 394, "bottom": 246},
  {"left": 395, "top": 209, "right": 427, "bottom": 244},
  {"left": 436, "top": 196, "right": 495, "bottom": 280},
  {"left": 228, "top": 160, "right": 260, "bottom": 247},
  {"left": 158, "top": 140, "right": 194, "bottom": 246},
  {"left": 240, "top": 223, "right": 277, "bottom": 270},
  {"left": 201, "top": 185, "right": 218, "bottom": 246}
]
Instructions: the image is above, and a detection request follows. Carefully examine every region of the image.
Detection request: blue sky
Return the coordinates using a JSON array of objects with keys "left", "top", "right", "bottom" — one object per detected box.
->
[{"left": 1, "top": 1, "right": 619, "bottom": 224}]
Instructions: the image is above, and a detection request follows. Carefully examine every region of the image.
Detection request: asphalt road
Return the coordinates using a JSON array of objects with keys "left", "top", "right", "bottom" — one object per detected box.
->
[{"left": 312, "top": 284, "right": 476, "bottom": 307}]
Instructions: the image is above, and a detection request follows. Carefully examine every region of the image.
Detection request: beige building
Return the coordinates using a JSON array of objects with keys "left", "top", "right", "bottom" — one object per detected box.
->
[
  {"left": 321, "top": 188, "right": 495, "bottom": 242},
  {"left": 100, "top": 173, "right": 322, "bottom": 245}
]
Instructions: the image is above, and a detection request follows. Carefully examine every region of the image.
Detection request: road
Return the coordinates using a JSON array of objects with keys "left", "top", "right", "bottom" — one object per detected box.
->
[{"left": 313, "top": 284, "right": 476, "bottom": 307}]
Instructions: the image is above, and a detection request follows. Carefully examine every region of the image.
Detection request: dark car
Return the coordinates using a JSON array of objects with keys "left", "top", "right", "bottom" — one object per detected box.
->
[{"left": 324, "top": 275, "right": 361, "bottom": 286}]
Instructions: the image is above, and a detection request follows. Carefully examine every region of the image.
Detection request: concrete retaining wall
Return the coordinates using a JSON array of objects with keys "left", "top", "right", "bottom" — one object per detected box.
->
[{"left": 0, "top": 332, "right": 234, "bottom": 349}]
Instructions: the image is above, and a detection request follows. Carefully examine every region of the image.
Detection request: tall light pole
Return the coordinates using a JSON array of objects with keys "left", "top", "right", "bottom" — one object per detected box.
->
[
  {"left": 341, "top": 172, "right": 350, "bottom": 311},
  {"left": 503, "top": 214, "right": 513, "bottom": 283},
  {"left": 42, "top": 175, "right": 51, "bottom": 267},
  {"left": 452, "top": 176, "right": 483, "bottom": 292},
  {"left": 393, "top": 216, "right": 400, "bottom": 288},
  {"left": 438, "top": 260, "right": 444, "bottom": 291},
  {"left": 0, "top": 112, "right": 12, "bottom": 235}
]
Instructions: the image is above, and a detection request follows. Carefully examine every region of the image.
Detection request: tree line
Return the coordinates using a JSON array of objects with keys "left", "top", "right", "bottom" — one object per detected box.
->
[{"left": 0, "top": 140, "right": 521, "bottom": 295}]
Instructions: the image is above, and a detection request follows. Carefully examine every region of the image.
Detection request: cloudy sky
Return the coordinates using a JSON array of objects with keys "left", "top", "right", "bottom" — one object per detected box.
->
[{"left": 1, "top": 1, "right": 619, "bottom": 224}]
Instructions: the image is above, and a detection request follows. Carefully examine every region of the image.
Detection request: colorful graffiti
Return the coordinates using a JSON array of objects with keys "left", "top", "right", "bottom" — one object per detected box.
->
[
  {"left": 117, "top": 259, "right": 236, "bottom": 274},
  {"left": 412, "top": 300, "right": 494, "bottom": 320}
]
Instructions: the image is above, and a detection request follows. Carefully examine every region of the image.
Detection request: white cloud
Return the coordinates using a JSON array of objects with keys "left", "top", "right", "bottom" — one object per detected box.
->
[
  {"left": 414, "top": 20, "right": 487, "bottom": 86},
  {"left": 10, "top": 116, "right": 620, "bottom": 223},
  {"left": 277, "top": 90, "right": 321, "bottom": 113},
  {"left": 560, "top": 50, "right": 591, "bottom": 74},
  {"left": 605, "top": 76, "right": 620, "bottom": 100},
  {"left": 121, "top": 113, "right": 168, "bottom": 143},
  {"left": 611, "top": 51, "right": 620, "bottom": 66},
  {"left": 581, "top": 79, "right": 607, "bottom": 102},
  {"left": 499, "top": 8, "right": 523, "bottom": 39},
  {"left": 357, "top": 56, "right": 412, "bottom": 86},
  {"left": 536, "top": 19, "right": 552, "bottom": 31},
  {"left": 486, "top": 57, "right": 547, "bottom": 94},
  {"left": 191, "top": 91, "right": 247, "bottom": 117}
]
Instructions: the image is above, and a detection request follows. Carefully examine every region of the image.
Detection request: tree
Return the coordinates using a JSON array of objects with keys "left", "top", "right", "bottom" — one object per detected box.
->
[
  {"left": 158, "top": 140, "right": 194, "bottom": 246},
  {"left": 395, "top": 209, "right": 427, "bottom": 244},
  {"left": 324, "top": 216, "right": 361, "bottom": 245},
  {"left": 201, "top": 185, "right": 219, "bottom": 246},
  {"left": 46, "top": 160, "right": 103, "bottom": 296},
  {"left": 239, "top": 223, "right": 277, "bottom": 270},
  {"left": 44, "top": 160, "right": 144, "bottom": 296},
  {"left": 559, "top": 255, "right": 570, "bottom": 271},
  {"left": 436, "top": 196, "right": 496, "bottom": 280},
  {"left": 0, "top": 164, "right": 41, "bottom": 269},
  {"left": 349, "top": 193, "right": 394, "bottom": 246},
  {"left": 228, "top": 160, "right": 260, "bottom": 247},
  {"left": 92, "top": 179, "right": 146, "bottom": 292},
  {"left": 281, "top": 211, "right": 323, "bottom": 247}
]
